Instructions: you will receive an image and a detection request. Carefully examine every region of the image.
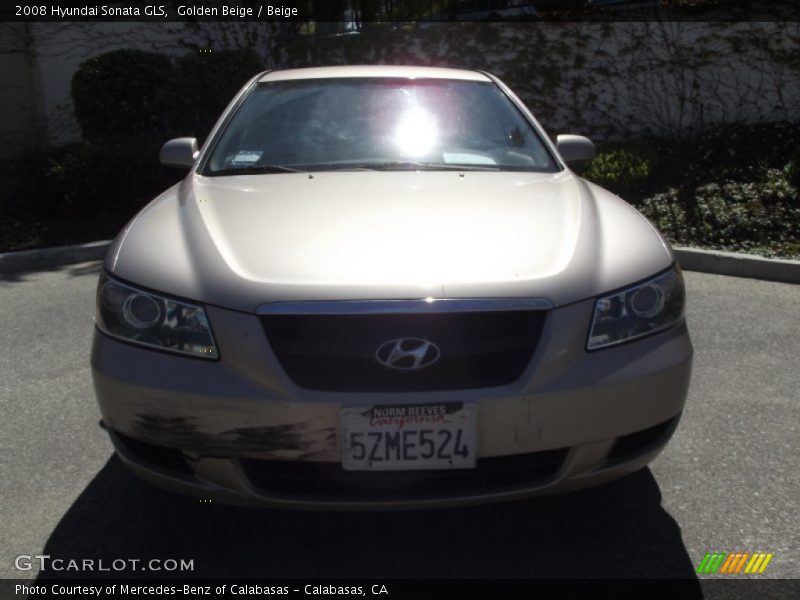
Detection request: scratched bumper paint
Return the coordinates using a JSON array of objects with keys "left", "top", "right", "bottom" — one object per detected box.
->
[{"left": 91, "top": 298, "right": 693, "bottom": 508}]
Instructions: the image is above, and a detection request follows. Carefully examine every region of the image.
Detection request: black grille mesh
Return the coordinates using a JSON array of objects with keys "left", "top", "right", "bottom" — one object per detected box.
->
[
  {"left": 240, "top": 448, "right": 568, "bottom": 501},
  {"left": 261, "top": 311, "right": 546, "bottom": 391}
]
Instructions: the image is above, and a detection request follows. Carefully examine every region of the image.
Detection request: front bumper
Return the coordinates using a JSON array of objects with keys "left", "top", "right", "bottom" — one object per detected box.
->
[{"left": 91, "top": 298, "right": 693, "bottom": 510}]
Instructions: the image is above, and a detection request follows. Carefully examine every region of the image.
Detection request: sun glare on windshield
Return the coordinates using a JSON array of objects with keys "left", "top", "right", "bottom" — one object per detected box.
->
[
  {"left": 394, "top": 106, "right": 439, "bottom": 158},
  {"left": 203, "top": 78, "right": 558, "bottom": 174}
]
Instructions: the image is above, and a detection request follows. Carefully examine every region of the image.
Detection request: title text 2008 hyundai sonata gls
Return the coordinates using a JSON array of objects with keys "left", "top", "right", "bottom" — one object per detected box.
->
[{"left": 92, "top": 66, "right": 692, "bottom": 509}]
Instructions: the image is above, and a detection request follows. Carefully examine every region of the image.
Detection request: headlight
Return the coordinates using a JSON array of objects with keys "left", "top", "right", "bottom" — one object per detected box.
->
[
  {"left": 96, "top": 273, "right": 218, "bottom": 359},
  {"left": 587, "top": 266, "right": 685, "bottom": 350}
]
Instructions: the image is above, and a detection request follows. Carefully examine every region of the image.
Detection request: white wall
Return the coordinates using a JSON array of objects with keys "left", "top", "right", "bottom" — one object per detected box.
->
[
  {"left": 2, "top": 21, "right": 799, "bottom": 157},
  {"left": 285, "top": 21, "right": 800, "bottom": 140}
]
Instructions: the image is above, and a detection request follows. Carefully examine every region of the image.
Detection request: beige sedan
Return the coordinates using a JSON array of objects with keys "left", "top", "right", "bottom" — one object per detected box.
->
[{"left": 92, "top": 66, "right": 692, "bottom": 509}]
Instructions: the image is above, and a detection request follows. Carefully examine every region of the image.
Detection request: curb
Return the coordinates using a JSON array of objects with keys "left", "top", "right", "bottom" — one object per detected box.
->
[
  {"left": 0, "top": 240, "right": 111, "bottom": 274},
  {"left": 0, "top": 240, "right": 798, "bottom": 284},
  {"left": 674, "top": 247, "right": 800, "bottom": 284}
]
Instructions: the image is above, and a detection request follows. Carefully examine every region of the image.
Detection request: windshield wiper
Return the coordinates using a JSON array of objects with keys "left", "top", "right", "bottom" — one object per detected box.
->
[
  {"left": 207, "top": 165, "right": 305, "bottom": 176},
  {"left": 328, "top": 161, "right": 500, "bottom": 172}
]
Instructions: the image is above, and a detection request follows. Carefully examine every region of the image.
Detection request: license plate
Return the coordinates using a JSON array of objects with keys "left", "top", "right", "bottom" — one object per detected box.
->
[{"left": 340, "top": 402, "right": 477, "bottom": 471}]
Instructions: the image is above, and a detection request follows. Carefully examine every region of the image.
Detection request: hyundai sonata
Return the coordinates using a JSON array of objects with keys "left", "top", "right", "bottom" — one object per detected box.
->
[{"left": 92, "top": 66, "right": 692, "bottom": 509}]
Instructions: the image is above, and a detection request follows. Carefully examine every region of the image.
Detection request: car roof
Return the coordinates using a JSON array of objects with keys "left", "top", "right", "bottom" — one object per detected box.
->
[{"left": 258, "top": 65, "right": 492, "bottom": 83}]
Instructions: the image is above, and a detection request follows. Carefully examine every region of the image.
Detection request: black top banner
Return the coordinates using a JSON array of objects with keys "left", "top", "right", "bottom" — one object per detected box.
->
[{"left": 2, "top": 0, "right": 800, "bottom": 23}]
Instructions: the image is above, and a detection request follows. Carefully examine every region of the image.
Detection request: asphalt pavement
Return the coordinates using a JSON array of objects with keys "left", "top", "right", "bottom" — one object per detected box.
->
[{"left": 0, "top": 263, "right": 797, "bottom": 585}]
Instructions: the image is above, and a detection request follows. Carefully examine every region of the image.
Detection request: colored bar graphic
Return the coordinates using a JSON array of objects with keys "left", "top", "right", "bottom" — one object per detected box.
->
[
  {"left": 696, "top": 553, "right": 712, "bottom": 573},
  {"left": 734, "top": 552, "right": 750, "bottom": 573},
  {"left": 758, "top": 554, "right": 774, "bottom": 573},
  {"left": 744, "top": 553, "right": 774, "bottom": 574},
  {"left": 719, "top": 553, "right": 736, "bottom": 574},
  {"left": 697, "top": 552, "right": 727, "bottom": 574},
  {"left": 698, "top": 552, "right": 774, "bottom": 575},
  {"left": 723, "top": 553, "right": 749, "bottom": 574}
]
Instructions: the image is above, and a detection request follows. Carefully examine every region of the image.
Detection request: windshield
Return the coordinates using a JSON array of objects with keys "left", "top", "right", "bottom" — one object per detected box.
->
[{"left": 201, "top": 78, "right": 558, "bottom": 174}]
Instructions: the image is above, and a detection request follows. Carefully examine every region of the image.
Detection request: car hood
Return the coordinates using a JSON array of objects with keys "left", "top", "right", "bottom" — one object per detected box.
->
[{"left": 106, "top": 170, "right": 673, "bottom": 312}]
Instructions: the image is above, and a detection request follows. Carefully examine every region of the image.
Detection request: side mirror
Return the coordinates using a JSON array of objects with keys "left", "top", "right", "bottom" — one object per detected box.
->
[
  {"left": 556, "top": 134, "right": 596, "bottom": 165},
  {"left": 160, "top": 137, "right": 199, "bottom": 168}
]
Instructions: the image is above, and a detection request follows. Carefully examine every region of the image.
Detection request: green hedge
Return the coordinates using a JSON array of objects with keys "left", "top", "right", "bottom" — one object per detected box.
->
[
  {"left": 1, "top": 47, "right": 265, "bottom": 252},
  {"left": 576, "top": 123, "right": 800, "bottom": 258},
  {"left": 71, "top": 47, "right": 263, "bottom": 144},
  {"left": 0, "top": 137, "right": 177, "bottom": 251},
  {"left": 639, "top": 166, "right": 800, "bottom": 257},
  {"left": 579, "top": 147, "right": 653, "bottom": 197},
  {"left": 71, "top": 49, "right": 173, "bottom": 140},
  {"left": 167, "top": 50, "right": 264, "bottom": 140},
  {"left": 3, "top": 49, "right": 799, "bottom": 258},
  {"left": 787, "top": 145, "right": 800, "bottom": 188},
  {"left": 581, "top": 122, "right": 800, "bottom": 203}
]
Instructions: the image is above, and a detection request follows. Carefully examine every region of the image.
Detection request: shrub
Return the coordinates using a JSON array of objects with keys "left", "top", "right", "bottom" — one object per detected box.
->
[
  {"left": 71, "top": 49, "right": 174, "bottom": 141},
  {"left": 662, "top": 122, "right": 800, "bottom": 185},
  {"left": 0, "top": 139, "right": 179, "bottom": 252},
  {"left": 787, "top": 145, "right": 800, "bottom": 189},
  {"left": 581, "top": 147, "right": 653, "bottom": 198},
  {"left": 167, "top": 49, "right": 264, "bottom": 141},
  {"left": 31, "top": 47, "right": 264, "bottom": 252},
  {"left": 639, "top": 189, "right": 694, "bottom": 245},
  {"left": 71, "top": 47, "right": 264, "bottom": 145},
  {"left": 0, "top": 137, "right": 177, "bottom": 249},
  {"left": 639, "top": 167, "right": 800, "bottom": 257},
  {"left": 38, "top": 137, "right": 175, "bottom": 216}
]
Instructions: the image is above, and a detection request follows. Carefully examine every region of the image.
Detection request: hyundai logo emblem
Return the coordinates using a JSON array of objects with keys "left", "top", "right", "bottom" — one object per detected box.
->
[{"left": 375, "top": 338, "right": 441, "bottom": 370}]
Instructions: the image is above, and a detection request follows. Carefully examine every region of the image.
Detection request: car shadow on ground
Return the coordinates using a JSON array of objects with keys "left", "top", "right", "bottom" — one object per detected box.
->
[{"left": 36, "top": 455, "right": 701, "bottom": 586}]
